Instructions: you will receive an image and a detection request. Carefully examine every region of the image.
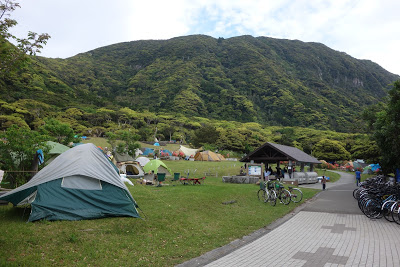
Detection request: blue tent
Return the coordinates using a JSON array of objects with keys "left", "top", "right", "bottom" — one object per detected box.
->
[
  {"left": 142, "top": 148, "right": 154, "bottom": 156},
  {"left": 370, "top": 164, "right": 381, "bottom": 172}
]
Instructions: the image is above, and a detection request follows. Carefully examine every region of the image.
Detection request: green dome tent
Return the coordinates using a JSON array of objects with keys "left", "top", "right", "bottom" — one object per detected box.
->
[
  {"left": 0, "top": 143, "right": 140, "bottom": 222},
  {"left": 45, "top": 141, "right": 70, "bottom": 165},
  {"left": 143, "top": 159, "right": 172, "bottom": 175}
]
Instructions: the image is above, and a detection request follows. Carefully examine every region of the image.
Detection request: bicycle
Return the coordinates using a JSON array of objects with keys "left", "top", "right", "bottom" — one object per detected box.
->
[
  {"left": 270, "top": 180, "right": 291, "bottom": 205},
  {"left": 257, "top": 181, "right": 277, "bottom": 206},
  {"left": 287, "top": 186, "right": 303, "bottom": 203}
]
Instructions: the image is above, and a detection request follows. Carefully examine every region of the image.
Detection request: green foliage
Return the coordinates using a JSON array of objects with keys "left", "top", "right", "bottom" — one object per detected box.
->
[
  {"left": 0, "top": 125, "right": 48, "bottom": 186},
  {"left": 371, "top": 81, "right": 400, "bottom": 173},
  {"left": 349, "top": 139, "right": 380, "bottom": 163},
  {"left": 1, "top": 35, "right": 396, "bottom": 132},
  {"left": 39, "top": 118, "right": 75, "bottom": 145},
  {"left": 312, "top": 139, "right": 351, "bottom": 161},
  {"left": 111, "top": 130, "right": 140, "bottom": 157},
  {"left": 192, "top": 124, "right": 220, "bottom": 147}
]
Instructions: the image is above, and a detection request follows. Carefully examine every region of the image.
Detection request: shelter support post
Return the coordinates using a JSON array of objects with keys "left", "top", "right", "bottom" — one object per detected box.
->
[{"left": 288, "top": 160, "right": 293, "bottom": 179}]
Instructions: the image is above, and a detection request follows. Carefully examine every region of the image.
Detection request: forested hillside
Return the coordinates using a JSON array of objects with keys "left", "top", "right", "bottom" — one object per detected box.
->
[
  {"left": 0, "top": 35, "right": 398, "bottom": 135},
  {"left": 31, "top": 35, "right": 399, "bottom": 131}
]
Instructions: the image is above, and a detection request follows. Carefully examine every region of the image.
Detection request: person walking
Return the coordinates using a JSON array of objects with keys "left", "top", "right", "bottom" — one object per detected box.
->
[
  {"left": 322, "top": 175, "right": 327, "bottom": 191},
  {"left": 355, "top": 169, "right": 362, "bottom": 186}
]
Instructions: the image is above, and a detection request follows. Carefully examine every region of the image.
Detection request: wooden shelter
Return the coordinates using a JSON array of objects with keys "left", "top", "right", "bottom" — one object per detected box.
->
[
  {"left": 241, "top": 142, "right": 320, "bottom": 165},
  {"left": 240, "top": 142, "right": 320, "bottom": 184}
]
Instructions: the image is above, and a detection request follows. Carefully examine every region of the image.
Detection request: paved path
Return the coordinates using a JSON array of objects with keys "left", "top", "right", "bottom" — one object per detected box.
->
[{"left": 178, "top": 171, "right": 400, "bottom": 267}]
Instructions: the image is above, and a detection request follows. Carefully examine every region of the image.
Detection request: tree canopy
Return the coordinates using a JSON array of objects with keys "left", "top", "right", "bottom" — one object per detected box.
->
[
  {"left": 312, "top": 139, "right": 351, "bottom": 162},
  {"left": 370, "top": 81, "right": 400, "bottom": 174}
]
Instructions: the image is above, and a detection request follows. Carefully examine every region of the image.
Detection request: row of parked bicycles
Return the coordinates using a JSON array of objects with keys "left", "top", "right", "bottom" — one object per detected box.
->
[
  {"left": 257, "top": 180, "right": 303, "bottom": 206},
  {"left": 353, "top": 175, "right": 400, "bottom": 224}
]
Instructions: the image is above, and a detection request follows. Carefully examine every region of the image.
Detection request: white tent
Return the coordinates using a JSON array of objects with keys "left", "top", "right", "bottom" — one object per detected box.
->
[
  {"left": 136, "top": 156, "right": 150, "bottom": 167},
  {"left": 179, "top": 145, "right": 199, "bottom": 157},
  {"left": 135, "top": 148, "right": 143, "bottom": 158},
  {"left": 119, "top": 161, "right": 144, "bottom": 178}
]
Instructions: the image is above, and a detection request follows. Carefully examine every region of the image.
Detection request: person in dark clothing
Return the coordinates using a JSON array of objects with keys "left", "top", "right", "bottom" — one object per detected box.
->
[{"left": 322, "top": 176, "right": 327, "bottom": 190}]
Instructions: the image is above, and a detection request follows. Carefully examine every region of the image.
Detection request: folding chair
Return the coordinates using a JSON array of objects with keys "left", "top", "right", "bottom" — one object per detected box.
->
[
  {"left": 156, "top": 173, "right": 166, "bottom": 187},
  {"left": 171, "top": 173, "right": 180, "bottom": 184}
]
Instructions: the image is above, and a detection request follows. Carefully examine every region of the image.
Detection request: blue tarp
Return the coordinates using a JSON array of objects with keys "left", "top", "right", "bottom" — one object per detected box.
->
[
  {"left": 370, "top": 164, "right": 381, "bottom": 172},
  {"left": 142, "top": 148, "right": 154, "bottom": 156}
]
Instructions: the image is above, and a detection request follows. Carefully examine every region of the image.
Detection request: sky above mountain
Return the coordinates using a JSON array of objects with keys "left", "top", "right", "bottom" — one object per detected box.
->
[{"left": 10, "top": 0, "right": 400, "bottom": 75}]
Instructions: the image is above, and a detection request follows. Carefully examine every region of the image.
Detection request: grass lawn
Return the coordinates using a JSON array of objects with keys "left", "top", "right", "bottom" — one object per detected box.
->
[
  {"left": 316, "top": 169, "right": 341, "bottom": 183},
  {"left": 0, "top": 160, "right": 320, "bottom": 266}
]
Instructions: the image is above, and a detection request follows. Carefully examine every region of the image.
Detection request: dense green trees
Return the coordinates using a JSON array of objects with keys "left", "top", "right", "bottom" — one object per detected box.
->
[
  {"left": 368, "top": 81, "right": 400, "bottom": 174},
  {"left": 4, "top": 35, "right": 393, "bottom": 132},
  {"left": 192, "top": 124, "right": 220, "bottom": 148},
  {"left": 0, "top": 125, "right": 48, "bottom": 186},
  {"left": 39, "top": 118, "right": 76, "bottom": 145},
  {"left": 312, "top": 139, "right": 351, "bottom": 162}
]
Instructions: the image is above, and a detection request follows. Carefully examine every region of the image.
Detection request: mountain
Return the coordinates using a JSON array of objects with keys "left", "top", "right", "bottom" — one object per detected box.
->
[{"left": 2, "top": 35, "right": 399, "bottom": 132}]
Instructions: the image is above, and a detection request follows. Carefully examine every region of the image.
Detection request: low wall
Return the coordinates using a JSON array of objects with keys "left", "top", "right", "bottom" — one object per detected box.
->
[{"left": 222, "top": 175, "right": 259, "bottom": 184}]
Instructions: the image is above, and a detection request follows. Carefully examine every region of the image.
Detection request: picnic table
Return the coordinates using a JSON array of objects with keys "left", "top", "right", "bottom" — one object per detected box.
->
[{"left": 179, "top": 176, "right": 205, "bottom": 185}]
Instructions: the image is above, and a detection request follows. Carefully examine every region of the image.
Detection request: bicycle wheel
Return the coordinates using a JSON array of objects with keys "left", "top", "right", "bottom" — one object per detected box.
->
[
  {"left": 290, "top": 188, "right": 303, "bottom": 203},
  {"left": 382, "top": 200, "right": 396, "bottom": 222},
  {"left": 279, "top": 189, "right": 291, "bottom": 205},
  {"left": 268, "top": 189, "right": 277, "bottom": 206},
  {"left": 365, "top": 199, "right": 382, "bottom": 219},
  {"left": 257, "top": 189, "right": 267, "bottom": 202},
  {"left": 392, "top": 203, "right": 400, "bottom": 225}
]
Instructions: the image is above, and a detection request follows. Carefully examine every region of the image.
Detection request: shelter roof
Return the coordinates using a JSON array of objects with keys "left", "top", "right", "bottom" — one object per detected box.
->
[{"left": 240, "top": 142, "right": 320, "bottom": 164}]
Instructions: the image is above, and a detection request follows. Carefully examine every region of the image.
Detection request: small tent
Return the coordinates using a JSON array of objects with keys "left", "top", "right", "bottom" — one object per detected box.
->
[
  {"left": 113, "top": 152, "right": 135, "bottom": 163},
  {"left": 45, "top": 141, "right": 70, "bottom": 165},
  {"left": 0, "top": 143, "right": 140, "bottom": 222},
  {"left": 179, "top": 145, "right": 198, "bottom": 157},
  {"left": 143, "top": 159, "right": 172, "bottom": 175},
  {"left": 136, "top": 157, "right": 150, "bottom": 167},
  {"left": 119, "top": 161, "right": 144, "bottom": 178},
  {"left": 142, "top": 148, "right": 154, "bottom": 156},
  {"left": 194, "top": 150, "right": 225, "bottom": 161}
]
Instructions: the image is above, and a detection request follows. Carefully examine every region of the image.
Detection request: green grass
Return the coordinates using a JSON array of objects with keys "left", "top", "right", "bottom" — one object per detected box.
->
[
  {"left": 138, "top": 142, "right": 181, "bottom": 152},
  {"left": 0, "top": 161, "right": 319, "bottom": 266},
  {"left": 316, "top": 169, "right": 341, "bottom": 183},
  {"left": 82, "top": 137, "right": 111, "bottom": 148}
]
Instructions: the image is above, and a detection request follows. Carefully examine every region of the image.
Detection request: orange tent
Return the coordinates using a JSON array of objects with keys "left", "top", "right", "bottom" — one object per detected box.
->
[{"left": 194, "top": 151, "right": 225, "bottom": 161}]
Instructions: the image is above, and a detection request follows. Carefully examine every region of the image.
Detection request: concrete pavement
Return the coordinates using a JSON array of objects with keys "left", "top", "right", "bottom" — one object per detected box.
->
[{"left": 178, "top": 171, "right": 400, "bottom": 267}]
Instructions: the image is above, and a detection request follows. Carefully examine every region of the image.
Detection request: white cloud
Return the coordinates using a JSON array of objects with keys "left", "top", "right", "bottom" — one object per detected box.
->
[{"left": 7, "top": 0, "right": 400, "bottom": 75}]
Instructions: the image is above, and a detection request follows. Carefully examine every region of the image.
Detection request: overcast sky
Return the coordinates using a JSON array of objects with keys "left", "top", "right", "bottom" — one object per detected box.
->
[{"left": 9, "top": 0, "right": 400, "bottom": 75}]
